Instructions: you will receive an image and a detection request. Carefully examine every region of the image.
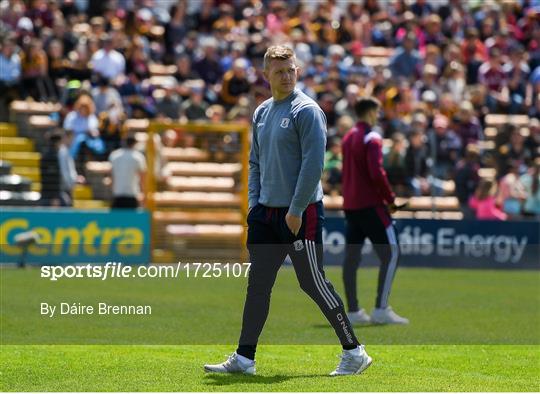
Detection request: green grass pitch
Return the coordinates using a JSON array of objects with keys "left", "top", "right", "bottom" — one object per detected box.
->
[{"left": 1, "top": 266, "right": 539, "bottom": 391}]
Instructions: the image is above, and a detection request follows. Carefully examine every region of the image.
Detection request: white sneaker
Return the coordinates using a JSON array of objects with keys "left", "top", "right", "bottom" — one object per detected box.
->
[
  {"left": 204, "top": 352, "right": 256, "bottom": 375},
  {"left": 347, "top": 309, "right": 371, "bottom": 324},
  {"left": 330, "top": 345, "right": 372, "bottom": 376},
  {"left": 371, "top": 306, "right": 409, "bottom": 325}
]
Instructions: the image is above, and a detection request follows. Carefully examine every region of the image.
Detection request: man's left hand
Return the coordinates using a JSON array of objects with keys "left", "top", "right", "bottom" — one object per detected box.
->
[{"left": 285, "top": 213, "right": 302, "bottom": 236}]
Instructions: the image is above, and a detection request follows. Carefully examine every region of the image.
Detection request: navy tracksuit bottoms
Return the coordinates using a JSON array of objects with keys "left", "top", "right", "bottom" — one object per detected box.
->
[
  {"left": 237, "top": 201, "right": 360, "bottom": 360},
  {"left": 343, "top": 206, "right": 400, "bottom": 312}
]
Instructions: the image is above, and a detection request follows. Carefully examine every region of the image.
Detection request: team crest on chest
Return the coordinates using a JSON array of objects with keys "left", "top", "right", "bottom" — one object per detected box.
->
[{"left": 280, "top": 118, "right": 290, "bottom": 128}]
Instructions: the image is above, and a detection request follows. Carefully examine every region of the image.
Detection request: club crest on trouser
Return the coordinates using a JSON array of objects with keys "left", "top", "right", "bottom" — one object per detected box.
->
[
  {"left": 293, "top": 240, "right": 304, "bottom": 251},
  {"left": 280, "top": 118, "right": 290, "bottom": 128}
]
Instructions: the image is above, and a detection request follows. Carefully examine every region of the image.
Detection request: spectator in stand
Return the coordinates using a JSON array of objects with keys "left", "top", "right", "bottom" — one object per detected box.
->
[
  {"left": 423, "top": 14, "right": 446, "bottom": 48},
  {"left": 383, "top": 132, "right": 407, "bottom": 194},
  {"left": 414, "top": 64, "right": 442, "bottom": 103},
  {"left": 468, "top": 179, "right": 507, "bottom": 221},
  {"left": 404, "top": 129, "right": 430, "bottom": 196},
  {"left": 485, "top": 28, "right": 515, "bottom": 57},
  {"left": 98, "top": 108, "right": 125, "bottom": 157},
  {"left": 91, "top": 75, "right": 123, "bottom": 115},
  {"left": 323, "top": 137, "right": 342, "bottom": 195},
  {"left": 164, "top": 2, "right": 188, "bottom": 63},
  {"left": 193, "top": 37, "right": 223, "bottom": 88},
  {"left": 455, "top": 101, "right": 483, "bottom": 148},
  {"left": 15, "top": 16, "right": 35, "bottom": 44},
  {"left": 411, "top": 0, "right": 433, "bottom": 18},
  {"left": 389, "top": 32, "right": 422, "bottom": 81},
  {"left": 46, "top": 39, "right": 69, "bottom": 99},
  {"left": 20, "top": 38, "right": 53, "bottom": 100},
  {"left": 0, "top": 36, "right": 21, "bottom": 121},
  {"left": 395, "top": 11, "right": 425, "bottom": 51},
  {"left": 335, "top": 84, "right": 360, "bottom": 119},
  {"left": 331, "top": 115, "right": 354, "bottom": 139},
  {"left": 221, "top": 42, "right": 250, "bottom": 74},
  {"left": 496, "top": 159, "right": 528, "bottom": 217},
  {"left": 504, "top": 45, "right": 531, "bottom": 114},
  {"left": 442, "top": 61, "right": 466, "bottom": 104},
  {"left": 520, "top": 158, "right": 540, "bottom": 217},
  {"left": 427, "top": 114, "right": 461, "bottom": 180},
  {"left": 423, "top": 44, "right": 443, "bottom": 75},
  {"left": 174, "top": 54, "right": 200, "bottom": 97},
  {"left": 478, "top": 47, "right": 509, "bottom": 113},
  {"left": 461, "top": 27, "right": 488, "bottom": 85},
  {"left": 180, "top": 81, "right": 209, "bottom": 122},
  {"left": 297, "top": 70, "right": 317, "bottom": 100},
  {"left": 438, "top": 92, "right": 459, "bottom": 121},
  {"left": 109, "top": 135, "right": 146, "bottom": 209},
  {"left": 155, "top": 81, "right": 181, "bottom": 120},
  {"left": 44, "top": 18, "right": 77, "bottom": 56},
  {"left": 220, "top": 58, "right": 251, "bottom": 108},
  {"left": 118, "top": 71, "right": 156, "bottom": 118},
  {"left": 58, "top": 129, "right": 83, "bottom": 207},
  {"left": 40, "top": 131, "right": 62, "bottom": 207},
  {"left": 496, "top": 126, "right": 532, "bottom": 177},
  {"left": 530, "top": 92, "right": 540, "bottom": 119},
  {"left": 454, "top": 144, "right": 481, "bottom": 218},
  {"left": 63, "top": 94, "right": 105, "bottom": 164},
  {"left": 525, "top": 119, "right": 540, "bottom": 159},
  {"left": 65, "top": 39, "right": 92, "bottom": 82},
  {"left": 89, "top": 34, "right": 125, "bottom": 82},
  {"left": 326, "top": 44, "right": 345, "bottom": 73},
  {"left": 318, "top": 93, "right": 339, "bottom": 129},
  {"left": 338, "top": 41, "right": 374, "bottom": 85},
  {"left": 526, "top": 66, "right": 540, "bottom": 114},
  {"left": 125, "top": 39, "right": 150, "bottom": 80},
  {"left": 409, "top": 112, "right": 429, "bottom": 136}
]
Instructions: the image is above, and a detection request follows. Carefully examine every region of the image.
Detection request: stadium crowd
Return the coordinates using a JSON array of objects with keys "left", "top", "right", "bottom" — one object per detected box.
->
[{"left": 0, "top": 0, "right": 539, "bottom": 218}]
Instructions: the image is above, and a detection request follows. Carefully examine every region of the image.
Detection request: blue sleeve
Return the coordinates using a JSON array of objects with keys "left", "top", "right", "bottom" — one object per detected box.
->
[
  {"left": 389, "top": 53, "right": 400, "bottom": 77},
  {"left": 289, "top": 105, "right": 327, "bottom": 217},
  {"left": 248, "top": 109, "right": 261, "bottom": 209},
  {"left": 63, "top": 112, "right": 74, "bottom": 130}
]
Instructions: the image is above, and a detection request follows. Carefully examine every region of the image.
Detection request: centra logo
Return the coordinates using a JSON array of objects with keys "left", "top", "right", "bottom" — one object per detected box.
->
[{"left": 0, "top": 219, "right": 145, "bottom": 256}]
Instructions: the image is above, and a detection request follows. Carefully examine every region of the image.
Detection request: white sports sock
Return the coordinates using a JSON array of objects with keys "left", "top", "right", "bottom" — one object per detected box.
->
[
  {"left": 236, "top": 353, "right": 254, "bottom": 365},
  {"left": 344, "top": 346, "right": 361, "bottom": 356}
]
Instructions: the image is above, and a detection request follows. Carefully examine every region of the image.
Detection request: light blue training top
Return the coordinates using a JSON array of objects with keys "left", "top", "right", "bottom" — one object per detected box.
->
[{"left": 248, "top": 88, "right": 327, "bottom": 217}]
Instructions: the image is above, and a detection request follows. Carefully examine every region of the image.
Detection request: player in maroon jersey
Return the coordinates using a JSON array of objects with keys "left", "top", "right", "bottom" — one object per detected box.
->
[{"left": 341, "top": 97, "right": 409, "bottom": 325}]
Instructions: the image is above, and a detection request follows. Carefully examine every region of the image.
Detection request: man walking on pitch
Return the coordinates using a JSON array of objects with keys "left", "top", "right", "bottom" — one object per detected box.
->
[
  {"left": 204, "top": 45, "right": 371, "bottom": 376},
  {"left": 341, "top": 97, "right": 409, "bottom": 325}
]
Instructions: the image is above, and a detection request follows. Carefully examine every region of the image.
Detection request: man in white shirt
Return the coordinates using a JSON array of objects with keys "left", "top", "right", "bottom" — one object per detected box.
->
[
  {"left": 109, "top": 135, "right": 146, "bottom": 208},
  {"left": 90, "top": 34, "right": 126, "bottom": 82}
]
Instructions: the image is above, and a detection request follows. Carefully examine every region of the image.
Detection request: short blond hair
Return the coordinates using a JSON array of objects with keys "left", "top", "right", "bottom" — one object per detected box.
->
[{"left": 263, "top": 45, "right": 295, "bottom": 70}]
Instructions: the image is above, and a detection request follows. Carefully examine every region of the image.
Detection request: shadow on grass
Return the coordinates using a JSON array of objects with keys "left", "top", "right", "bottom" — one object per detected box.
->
[{"left": 203, "top": 373, "right": 326, "bottom": 386}]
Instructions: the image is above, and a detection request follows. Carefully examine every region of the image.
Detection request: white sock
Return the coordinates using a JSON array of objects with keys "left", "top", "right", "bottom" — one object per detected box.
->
[
  {"left": 344, "top": 346, "right": 361, "bottom": 356},
  {"left": 236, "top": 353, "right": 254, "bottom": 365}
]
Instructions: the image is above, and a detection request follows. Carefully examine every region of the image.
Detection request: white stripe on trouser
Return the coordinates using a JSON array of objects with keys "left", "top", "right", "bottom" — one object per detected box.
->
[
  {"left": 381, "top": 226, "right": 399, "bottom": 308},
  {"left": 305, "top": 240, "right": 338, "bottom": 309}
]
